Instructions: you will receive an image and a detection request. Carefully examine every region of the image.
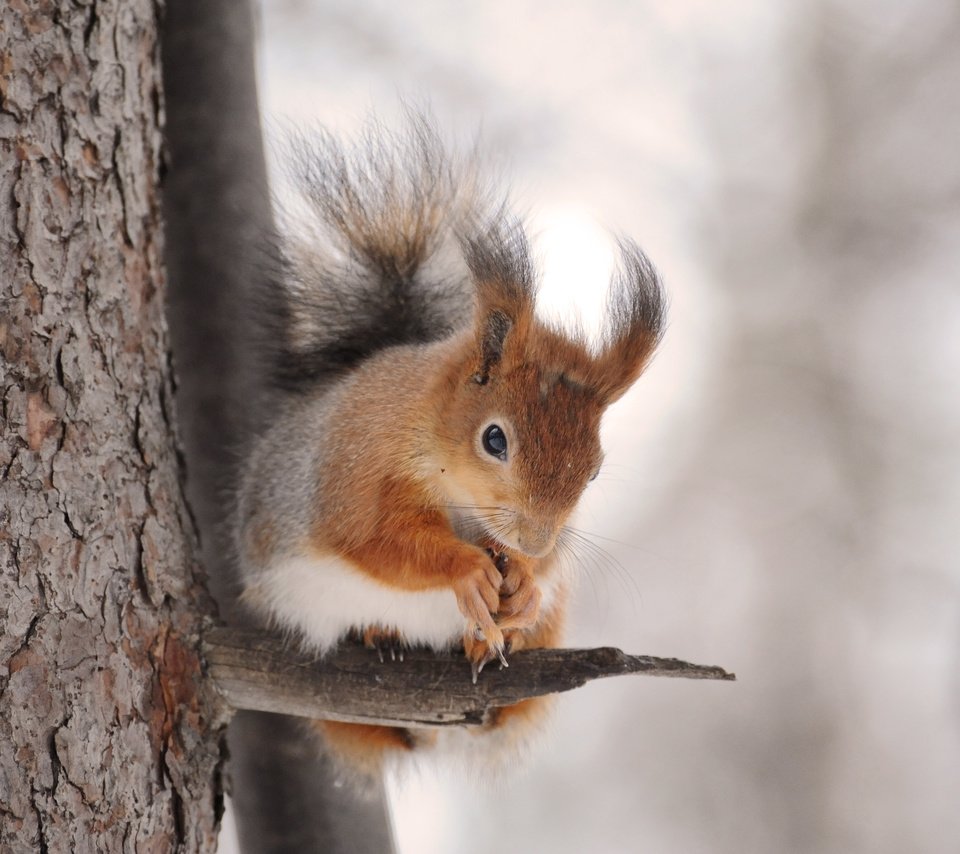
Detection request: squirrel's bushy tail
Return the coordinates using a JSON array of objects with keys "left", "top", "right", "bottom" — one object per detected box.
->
[{"left": 267, "top": 115, "right": 500, "bottom": 390}]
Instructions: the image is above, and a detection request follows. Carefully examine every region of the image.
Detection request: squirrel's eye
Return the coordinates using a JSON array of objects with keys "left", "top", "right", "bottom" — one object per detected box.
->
[{"left": 482, "top": 424, "right": 508, "bottom": 460}]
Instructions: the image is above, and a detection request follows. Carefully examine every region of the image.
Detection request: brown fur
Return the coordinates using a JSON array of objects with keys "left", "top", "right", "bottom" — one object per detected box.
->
[
  {"left": 312, "top": 719, "right": 427, "bottom": 779},
  {"left": 296, "top": 224, "right": 661, "bottom": 776},
  {"left": 241, "top": 123, "right": 664, "bottom": 779}
]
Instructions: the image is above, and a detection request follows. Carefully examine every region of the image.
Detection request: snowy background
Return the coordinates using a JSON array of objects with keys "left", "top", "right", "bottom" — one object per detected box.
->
[{"left": 223, "top": 2, "right": 960, "bottom": 851}]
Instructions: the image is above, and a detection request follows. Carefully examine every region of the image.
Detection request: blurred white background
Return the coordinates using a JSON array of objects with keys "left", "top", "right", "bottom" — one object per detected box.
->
[{"left": 222, "top": 2, "right": 960, "bottom": 851}]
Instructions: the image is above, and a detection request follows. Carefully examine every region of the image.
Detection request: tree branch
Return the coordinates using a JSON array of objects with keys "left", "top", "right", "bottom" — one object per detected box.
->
[{"left": 203, "top": 627, "right": 735, "bottom": 729}]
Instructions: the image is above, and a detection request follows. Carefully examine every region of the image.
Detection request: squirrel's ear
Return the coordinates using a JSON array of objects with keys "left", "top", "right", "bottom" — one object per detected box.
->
[
  {"left": 588, "top": 239, "right": 666, "bottom": 404},
  {"left": 462, "top": 218, "right": 536, "bottom": 384}
]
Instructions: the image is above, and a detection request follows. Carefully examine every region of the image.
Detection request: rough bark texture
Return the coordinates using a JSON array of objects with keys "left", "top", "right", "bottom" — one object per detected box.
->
[
  {"left": 205, "top": 628, "right": 735, "bottom": 728},
  {"left": 0, "top": 2, "right": 223, "bottom": 852}
]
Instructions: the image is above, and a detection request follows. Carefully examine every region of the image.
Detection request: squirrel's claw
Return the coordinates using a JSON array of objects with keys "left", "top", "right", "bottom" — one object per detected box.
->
[
  {"left": 471, "top": 657, "right": 484, "bottom": 685},
  {"left": 469, "top": 647, "right": 499, "bottom": 684},
  {"left": 358, "top": 626, "right": 407, "bottom": 663},
  {"left": 381, "top": 641, "right": 403, "bottom": 662},
  {"left": 474, "top": 624, "right": 508, "bottom": 666},
  {"left": 465, "top": 626, "right": 509, "bottom": 683},
  {"left": 380, "top": 637, "right": 405, "bottom": 662}
]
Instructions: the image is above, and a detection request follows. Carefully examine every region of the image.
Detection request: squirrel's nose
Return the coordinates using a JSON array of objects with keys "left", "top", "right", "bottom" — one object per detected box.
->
[{"left": 516, "top": 519, "right": 556, "bottom": 558}]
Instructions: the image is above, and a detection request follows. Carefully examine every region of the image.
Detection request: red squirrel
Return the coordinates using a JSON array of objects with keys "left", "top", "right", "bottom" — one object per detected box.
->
[{"left": 236, "top": 117, "right": 665, "bottom": 776}]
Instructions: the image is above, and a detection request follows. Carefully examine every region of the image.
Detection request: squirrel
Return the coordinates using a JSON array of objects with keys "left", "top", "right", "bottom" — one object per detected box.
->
[{"left": 235, "top": 115, "right": 666, "bottom": 778}]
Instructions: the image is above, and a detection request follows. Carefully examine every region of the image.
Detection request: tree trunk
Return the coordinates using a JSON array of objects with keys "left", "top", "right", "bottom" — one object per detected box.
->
[{"left": 0, "top": 2, "right": 223, "bottom": 851}]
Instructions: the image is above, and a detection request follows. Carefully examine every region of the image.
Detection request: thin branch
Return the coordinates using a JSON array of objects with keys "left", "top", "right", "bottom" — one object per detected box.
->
[{"left": 203, "top": 627, "right": 735, "bottom": 729}]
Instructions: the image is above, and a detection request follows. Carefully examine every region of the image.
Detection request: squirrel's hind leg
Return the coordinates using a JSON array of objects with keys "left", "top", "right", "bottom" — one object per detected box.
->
[
  {"left": 350, "top": 625, "right": 410, "bottom": 663},
  {"left": 312, "top": 719, "right": 437, "bottom": 784}
]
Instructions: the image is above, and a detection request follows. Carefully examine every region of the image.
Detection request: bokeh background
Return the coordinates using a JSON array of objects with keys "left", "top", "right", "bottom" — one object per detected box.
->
[{"left": 223, "top": 2, "right": 960, "bottom": 851}]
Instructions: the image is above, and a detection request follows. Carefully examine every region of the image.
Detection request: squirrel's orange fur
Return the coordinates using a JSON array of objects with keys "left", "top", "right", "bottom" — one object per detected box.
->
[{"left": 235, "top": 116, "right": 665, "bottom": 780}]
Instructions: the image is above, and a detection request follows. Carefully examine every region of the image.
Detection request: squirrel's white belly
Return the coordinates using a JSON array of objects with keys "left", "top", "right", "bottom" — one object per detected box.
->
[{"left": 250, "top": 554, "right": 466, "bottom": 653}]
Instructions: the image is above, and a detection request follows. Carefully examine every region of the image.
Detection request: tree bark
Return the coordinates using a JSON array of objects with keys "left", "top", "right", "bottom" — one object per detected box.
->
[{"left": 0, "top": 2, "right": 223, "bottom": 852}]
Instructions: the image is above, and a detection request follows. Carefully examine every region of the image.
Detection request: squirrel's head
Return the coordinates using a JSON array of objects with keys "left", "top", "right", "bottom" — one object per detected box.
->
[{"left": 434, "top": 220, "right": 666, "bottom": 558}]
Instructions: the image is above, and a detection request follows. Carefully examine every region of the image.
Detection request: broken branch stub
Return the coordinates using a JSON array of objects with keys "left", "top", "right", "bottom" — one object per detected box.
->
[{"left": 202, "top": 627, "right": 735, "bottom": 729}]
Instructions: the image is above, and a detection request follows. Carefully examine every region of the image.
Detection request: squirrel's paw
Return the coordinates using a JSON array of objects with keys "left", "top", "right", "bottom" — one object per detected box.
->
[
  {"left": 460, "top": 547, "right": 542, "bottom": 682},
  {"left": 491, "top": 553, "right": 542, "bottom": 633},
  {"left": 463, "top": 627, "right": 514, "bottom": 684},
  {"left": 452, "top": 551, "right": 505, "bottom": 660},
  {"left": 351, "top": 625, "right": 409, "bottom": 663}
]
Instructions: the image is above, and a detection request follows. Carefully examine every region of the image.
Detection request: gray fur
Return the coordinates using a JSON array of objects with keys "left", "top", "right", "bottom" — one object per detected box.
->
[{"left": 264, "top": 114, "right": 504, "bottom": 391}]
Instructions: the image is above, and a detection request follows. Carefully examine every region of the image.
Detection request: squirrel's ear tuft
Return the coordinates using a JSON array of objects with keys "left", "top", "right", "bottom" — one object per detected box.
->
[
  {"left": 589, "top": 239, "right": 667, "bottom": 404},
  {"left": 462, "top": 218, "right": 536, "bottom": 383}
]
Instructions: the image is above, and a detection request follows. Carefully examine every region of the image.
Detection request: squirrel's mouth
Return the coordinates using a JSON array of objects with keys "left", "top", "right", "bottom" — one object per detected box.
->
[
  {"left": 486, "top": 516, "right": 556, "bottom": 559},
  {"left": 446, "top": 505, "right": 557, "bottom": 558}
]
